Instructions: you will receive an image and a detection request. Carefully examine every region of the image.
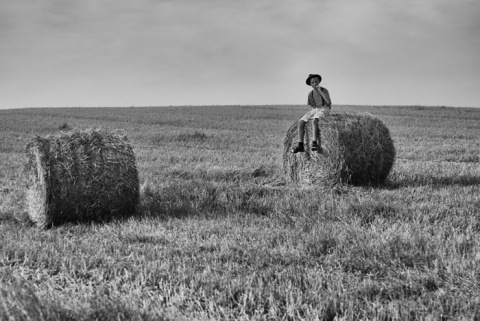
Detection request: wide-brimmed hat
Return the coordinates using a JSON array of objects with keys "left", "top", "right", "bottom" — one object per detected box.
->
[{"left": 306, "top": 74, "right": 322, "bottom": 85}]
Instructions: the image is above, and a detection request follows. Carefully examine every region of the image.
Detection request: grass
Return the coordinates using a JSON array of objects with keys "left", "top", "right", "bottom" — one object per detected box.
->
[{"left": 0, "top": 104, "right": 480, "bottom": 320}]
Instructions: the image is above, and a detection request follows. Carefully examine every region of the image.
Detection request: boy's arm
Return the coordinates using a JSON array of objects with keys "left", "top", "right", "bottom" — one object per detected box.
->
[{"left": 319, "top": 87, "right": 332, "bottom": 107}]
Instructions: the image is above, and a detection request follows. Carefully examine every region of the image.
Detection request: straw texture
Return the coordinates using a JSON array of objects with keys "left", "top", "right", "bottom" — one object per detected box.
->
[
  {"left": 283, "top": 113, "right": 395, "bottom": 188},
  {"left": 25, "top": 129, "right": 140, "bottom": 228}
]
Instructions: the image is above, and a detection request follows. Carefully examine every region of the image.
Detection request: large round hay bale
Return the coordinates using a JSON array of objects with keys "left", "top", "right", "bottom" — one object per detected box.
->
[
  {"left": 283, "top": 113, "right": 395, "bottom": 188},
  {"left": 25, "top": 129, "right": 140, "bottom": 228}
]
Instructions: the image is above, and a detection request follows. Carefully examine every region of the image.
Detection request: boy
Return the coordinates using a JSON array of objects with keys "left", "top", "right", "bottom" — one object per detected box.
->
[{"left": 291, "top": 73, "right": 332, "bottom": 153}]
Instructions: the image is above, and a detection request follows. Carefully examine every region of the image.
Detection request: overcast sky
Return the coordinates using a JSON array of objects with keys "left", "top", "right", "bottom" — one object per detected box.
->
[{"left": 1, "top": 0, "right": 479, "bottom": 109}]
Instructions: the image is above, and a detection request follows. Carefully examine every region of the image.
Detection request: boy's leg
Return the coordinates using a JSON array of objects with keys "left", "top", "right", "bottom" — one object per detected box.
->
[
  {"left": 311, "top": 118, "right": 319, "bottom": 151},
  {"left": 314, "top": 108, "right": 329, "bottom": 152},
  {"left": 298, "top": 120, "right": 306, "bottom": 143},
  {"left": 312, "top": 118, "right": 319, "bottom": 142},
  {"left": 292, "top": 120, "right": 306, "bottom": 153}
]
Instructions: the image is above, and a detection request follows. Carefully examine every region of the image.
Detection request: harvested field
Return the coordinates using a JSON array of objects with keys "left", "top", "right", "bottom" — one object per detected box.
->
[{"left": 1, "top": 105, "right": 479, "bottom": 320}]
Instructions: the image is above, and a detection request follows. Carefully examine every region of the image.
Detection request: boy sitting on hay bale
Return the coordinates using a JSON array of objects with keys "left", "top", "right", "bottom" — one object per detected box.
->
[{"left": 292, "top": 73, "right": 332, "bottom": 154}]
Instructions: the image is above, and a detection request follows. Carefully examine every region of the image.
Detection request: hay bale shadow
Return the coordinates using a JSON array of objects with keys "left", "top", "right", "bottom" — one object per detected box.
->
[{"left": 382, "top": 173, "right": 480, "bottom": 189}]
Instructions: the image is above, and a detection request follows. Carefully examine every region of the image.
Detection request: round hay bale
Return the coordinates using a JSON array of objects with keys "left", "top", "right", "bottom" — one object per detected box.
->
[
  {"left": 25, "top": 129, "right": 140, "bottom": 228},
  {"left": 283, "top": 112, "right": 395, "bottom": 188}
]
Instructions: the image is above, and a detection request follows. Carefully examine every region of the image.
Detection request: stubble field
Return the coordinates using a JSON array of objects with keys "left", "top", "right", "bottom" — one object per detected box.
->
[{"left": 0, "top": 104, "right": 479, "bottom": 320}]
